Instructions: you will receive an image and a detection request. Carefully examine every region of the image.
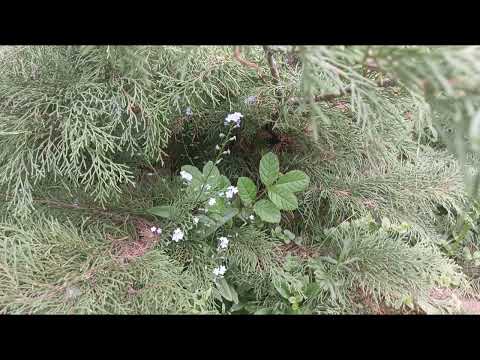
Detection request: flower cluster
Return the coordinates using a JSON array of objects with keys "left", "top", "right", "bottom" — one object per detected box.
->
[
  {"left": 244, "top": 95, "right": 257, "bottom": 106},
  {"left": 172, "top": 228, "right": 184, "bottom": 242},
  {"left": 150, "top": 226, "right": 162, "bottom": 235},
  {"left": 218, "top": 236, "right": 229, "bottom": 250},
  {"left": 213, "top": 265, "right": 227, "bottom": 277},
  {"left": 225, "top": 186, "right": 238, "bottom": 199},
  {"left": 185, "top": 107, "right": 193, "bottom": 117},
  {"left": 224, "top": 112, "right": 243, "bottom": 128}
]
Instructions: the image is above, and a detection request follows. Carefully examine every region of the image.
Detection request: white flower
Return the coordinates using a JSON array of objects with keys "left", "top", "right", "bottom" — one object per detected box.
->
[
  {"left": 156, "top": 228, "right": 162, "bottom": 234},
  {"left": 172, "top": 228, "right": 184, "bottom": 242},
  {"left": 223, "top": 149, "right": 231, "bottom": 155},
  {"left": 186, "top": 107, "right": 193, "bottom": 116},
  {"left": 150, "top": 226, "right": 157, "bottom": 233},
  {"left": 249, "top": 215, "right": 255, "bottom": 221},
  {"left": 215, "top": 145, "right": 220, "bottom": 150},
  {"left": 245, "top": 95, "right": 257, "bottom": 105},
  {"left": 213, "top": 265, "right": 227, "bottom": 277},
  {"left": 180, "top": 170, "right": 193, "bottom": 182},
  {"left": 204, "top": 184, "right": 212, "bottom": 191},
  {"left": 208, "top": 198, "right": 216, "bottom": 206},
  {"left": 225, "top": 186, "right": 238, "bottom": 199},
  {"left": 218, "top": 236, "right": 229, "bottom": 249},
  {"left": 193, "top": 216, "right": 199, "bottom": 225},
  {"left": 219, "top": 133, "right": 225, "bottom": 138},
  {"left": 218, "top": 192, "right": 224, "bottom": 197},
  {"left": 147, "top": 173, "right": 154, "bottom": 176},
  {"left": 224, "top": 112, "right": 243, "bottom": 127},
  {"left": 215, "top": 158, "right": 223, "bottom": 165},
  {"left": 229, "top": 136, "right": 237, "bottom": 142}
]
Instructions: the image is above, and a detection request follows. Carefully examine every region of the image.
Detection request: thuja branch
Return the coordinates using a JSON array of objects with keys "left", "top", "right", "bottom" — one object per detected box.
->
[{"left": 288, "top": 78, "right": 397, "bottom": 106}]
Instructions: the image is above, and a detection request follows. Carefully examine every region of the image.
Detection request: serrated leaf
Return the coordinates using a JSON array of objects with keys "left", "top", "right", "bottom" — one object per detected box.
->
[
  {"left": 274, "top": 170, "right": 310, "bottom": 193},
  {"left": 254, "top": 199, "right": 281, "bottom": 223},
  {"left": 259, "top": 152, "right": 279, "bottom": 187},
  {"left": 146, "top": 205, "right": 173, "bottom": 219},
  {"left": 237, "top": 177, "right": 257, "bottom": 206},
  {"left": 268, "top": 186, "right": 298, "bottom": 210}
]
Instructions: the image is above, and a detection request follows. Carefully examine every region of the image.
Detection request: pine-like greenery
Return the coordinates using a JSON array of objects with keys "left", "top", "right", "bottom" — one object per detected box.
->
[{"left": 1, "top": 45, "right": 479, "bottom": 314}]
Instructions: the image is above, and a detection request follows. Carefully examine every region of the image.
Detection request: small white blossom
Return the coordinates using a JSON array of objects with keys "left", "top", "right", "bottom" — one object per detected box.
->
[
  {"left": 215, "top": 145, "right": 220, "bottom": 151},
  {"left": 180, "top": 170, "right": 193, "bottom": 182},
  {"left": 218, "top": 192, "right": 224, "bottom": 197},
  {"left": 229, "top": 136, "right": 237, "bottom": 142},
  {"left": 150, "top": 226, "right": 157, "bottom": 233},
  {"left": 186, "top": 107, "right": 193, "bottom": 116},
  {"left": 208, "top": 198, "right": 216, "bottom": 206},
  {"left": 223, "top": 149, "right": 231, "bottom": 155},
  {"left": 193, "top": 216, "right": 199, "bottom": 225},
  {"left": 172, "top": 228, "right": 184, "bottom": 242},
  {"left": 249, "top": 215, "right": 255, "bottom": 221},
  {"left": 213, "top": 265, "right": 227, "bottom": 277},
  {"left": 156, "top": 228, "right": 162, "bottom": 234},
  {"left": 215, "top": 158, "right": 223, "bottom": 165},
  {"left": 224, "top": 112, "right": 243, "bottom": 127},
  {"left": 225, "top": 186, "right": 238, "bottom": 199},
  {"left": 147, "top": 173, "right": 154, "bottom": 176},
  {"left": 219, "top": 133, "right": 225, "bottom": 138},
  {"left": 245, "top": 95, "right": 257, "bottom": 105},
  {"left": 218, "top": 236, "right": 229, "bottom": 249}
]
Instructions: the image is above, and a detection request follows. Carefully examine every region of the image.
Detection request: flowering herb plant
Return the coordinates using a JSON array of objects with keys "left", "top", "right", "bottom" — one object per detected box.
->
[{"left": 145, "top": 112, "right": 310, "bottom": 305}]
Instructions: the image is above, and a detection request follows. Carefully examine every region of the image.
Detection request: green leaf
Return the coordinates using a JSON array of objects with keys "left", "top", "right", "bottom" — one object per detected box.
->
[
  {"left": 146, "top": 205, "right": 173, "bottom": 219},
  {"left": 254, "top": 199, "right": 281, "bottom": 223},
  {"left": 259, "top": 152, "right": 279, "bottom": 187},
  {"left": 273, "top": 281, "right": 291, "bottom": 300},
  {"left": 237, "top": 177, "right": 257, "bottom": 206},
  {"left": 216, "top": 278, "right": 239, "bottom": 304},
  {"left": 202, "top": 161, "right": 221, "bottom": 188},
  {"left": 196, "top": 208, "right": 239, "bottom": 240},
  {"left": 181, "top": 165, "right": 203, "bottom": 181},
  {"left": 283, "top": 229, "right": 296, "bottom": 240},
  {"left": 274, "top": 170, "right": 310, "bottom": 193},
  {"left": 268, "top": 186, "right": 298, "bottom": 210},
  {"left": 203, "top": 161, "right": 220, "bottom": 178}
]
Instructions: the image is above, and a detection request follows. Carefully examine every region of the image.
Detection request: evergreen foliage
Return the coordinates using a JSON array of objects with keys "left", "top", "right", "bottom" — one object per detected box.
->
[{"left": 1, "top": 45, "right": 479, "bottom": 314}]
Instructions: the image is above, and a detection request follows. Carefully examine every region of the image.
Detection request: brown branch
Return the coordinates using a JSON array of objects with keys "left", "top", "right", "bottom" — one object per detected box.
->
[
  {"left": 233, "top": 46, "right": 267, "bottom": 83},
  {"left": 263, "top": 46, "right": 280, "bottom": 85}
]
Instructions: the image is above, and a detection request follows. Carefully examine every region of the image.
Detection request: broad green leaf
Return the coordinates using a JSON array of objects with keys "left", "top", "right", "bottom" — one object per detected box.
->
[
  {"left": 259, "top": 152, "right": 279, "bottom": 187},
  {"left": 283, "top": 229, "right": 296, "bottom": 240},
  {"left": 146, "top": 205, "right": 173, "bottom": 219},
  {"left": 216, "top": 277, "right": 239, "bottom": 304},
  {"left": 254, "top": 199, "right": 281, "bottom": 223},
  {"left": 237, "top": 177, "right": 257, "bottom": 206},
  {"left": 196, "top": 208, "right": 239, "bottom": 240},
  {"left": 273, "top": 281, "right": 290, "bottom": 300},
  {"left": 203, "top": 161, "right": 221, "bottom": 188},
  {"left": 203, "top": 161, "right": 220, "bottom": 179},
  {"left": 274, "top": 170, "right": 310, "bottom": 193},
  {"left": 268, "top": 186, "right": 298, "bottom": 210},
  {"left": 181, "top": 165, "right": 203, "bottom": 181},
  {"left": 217, "top": 175, "right": 231, "bottom": 190}
]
